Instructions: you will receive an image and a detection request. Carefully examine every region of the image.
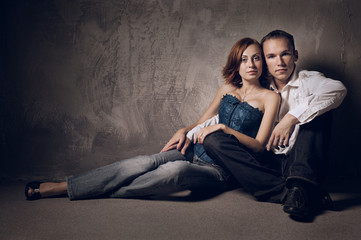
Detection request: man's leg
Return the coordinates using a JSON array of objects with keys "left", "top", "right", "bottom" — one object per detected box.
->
[
  {"left": 282, "top": 112, "right": 333, "bottom": 218},
  {"left": 202, "top": 131, "right": 286, "bottom": 203},
  {"left": 284, "top": 112, "right": 332, "bottom": 186}
]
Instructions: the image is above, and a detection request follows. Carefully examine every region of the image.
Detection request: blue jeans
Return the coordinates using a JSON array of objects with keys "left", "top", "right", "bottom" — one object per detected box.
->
[{"left": 66, "top": 149, "right": 229, "bottom": 200}]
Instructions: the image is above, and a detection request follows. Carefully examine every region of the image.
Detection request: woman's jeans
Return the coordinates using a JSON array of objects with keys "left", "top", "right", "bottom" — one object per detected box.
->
[{"left": 66, "top": 149, "right": 229, "bottom": 200}]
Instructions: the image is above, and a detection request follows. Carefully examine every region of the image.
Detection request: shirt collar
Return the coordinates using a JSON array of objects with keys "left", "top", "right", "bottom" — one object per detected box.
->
[{"left": 287, "top": 66, "right": 300, "bottom": 87}]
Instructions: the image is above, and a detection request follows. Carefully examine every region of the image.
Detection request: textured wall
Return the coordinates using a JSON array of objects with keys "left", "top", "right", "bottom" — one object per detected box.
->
[{"left": 2, "top": 0, "right": 361, "bottom": 182}]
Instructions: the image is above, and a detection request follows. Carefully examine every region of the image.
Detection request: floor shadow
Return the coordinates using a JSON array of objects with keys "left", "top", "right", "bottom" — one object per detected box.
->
[
  {"left": 289, "top": 215, "right": 315, "bottom": 223},
  {"left": 331, "top": 195, "right": 361, "bottom": 211},
  {"left": 325, "top": 180, "right": 361, "bottom": 211},
  {"left": 145, "top": 188, "right": 231, "bottom": 202},
  {"left": 144, "top": 185, "right": 242, "bottom": 202}
]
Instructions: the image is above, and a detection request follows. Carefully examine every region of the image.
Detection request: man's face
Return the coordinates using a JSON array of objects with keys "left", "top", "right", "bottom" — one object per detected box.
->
[{"left": 262, "top": 37, "right": 298, "bottom": 84}]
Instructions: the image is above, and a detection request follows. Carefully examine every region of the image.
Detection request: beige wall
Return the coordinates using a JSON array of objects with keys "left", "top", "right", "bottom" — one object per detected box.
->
[{"left": 1, "top": 0, "right": 360, "bottom": 182}]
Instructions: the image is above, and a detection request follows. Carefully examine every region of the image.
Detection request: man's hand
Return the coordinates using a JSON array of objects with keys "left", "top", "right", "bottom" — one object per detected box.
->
[
  {"left": 267, "top": 114, "right": 299, "bottom": 151},
  {"left": 160, "top": 129, "right": 187, "bottom": 153}
]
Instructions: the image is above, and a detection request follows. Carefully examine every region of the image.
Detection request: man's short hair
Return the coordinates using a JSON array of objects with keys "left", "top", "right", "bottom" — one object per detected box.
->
[{"left": 260, "top": 30, "right": 296, "bottom": 52}]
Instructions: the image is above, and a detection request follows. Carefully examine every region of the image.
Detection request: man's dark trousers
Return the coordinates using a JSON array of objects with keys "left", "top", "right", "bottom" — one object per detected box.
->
[{"left": 202, "top": 112, "right": 332, "bottom": 203}]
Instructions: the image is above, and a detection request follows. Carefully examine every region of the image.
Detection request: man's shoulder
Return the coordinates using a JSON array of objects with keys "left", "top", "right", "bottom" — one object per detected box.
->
[
  {"left": 297, "top": 70, "right": 325, "bottom": 80},
  {"left": 295, "top": 69, "right": 345, "bottom": 92}
]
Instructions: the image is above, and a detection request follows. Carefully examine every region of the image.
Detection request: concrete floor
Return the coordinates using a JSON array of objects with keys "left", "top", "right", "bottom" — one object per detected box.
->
[{"left": 1, "top": 181, "right": 361, "bottom": 240}]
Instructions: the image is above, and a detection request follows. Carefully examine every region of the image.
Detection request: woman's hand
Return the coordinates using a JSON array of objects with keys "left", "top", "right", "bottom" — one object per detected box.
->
[
  {"left": 180, "top": 137, "right": 192, "bottom": 155},
  {"left": 160, "top": 128, "right": 187, "bottom": 153},
  {"left": 194, "top": 124, "right": 225, "bottom": 145}
]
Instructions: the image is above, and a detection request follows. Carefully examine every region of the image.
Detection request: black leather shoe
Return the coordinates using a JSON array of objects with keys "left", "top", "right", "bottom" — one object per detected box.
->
[
  {"left": 283, "top": 186, "right": 333, "bottom": 219},
  {"left": 25, "top": 181, "right": 43, "bottom": 201},
  {"left": 283, "top": 186, "right": 312, "bottom": 218}
]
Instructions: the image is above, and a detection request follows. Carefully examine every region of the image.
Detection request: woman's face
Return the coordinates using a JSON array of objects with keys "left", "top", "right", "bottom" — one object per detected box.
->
[{"left": 238, "top": 44, "right": 263, "bottom": 82}]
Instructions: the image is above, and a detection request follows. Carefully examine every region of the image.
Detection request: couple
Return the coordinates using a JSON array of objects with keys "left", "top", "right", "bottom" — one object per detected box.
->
[{"left": 25, "top": 30, "right": 347, "bottom": 220}]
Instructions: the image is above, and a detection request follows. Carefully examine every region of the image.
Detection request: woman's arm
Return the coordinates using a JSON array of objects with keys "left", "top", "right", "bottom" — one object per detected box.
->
[
  {"left": 160, "top": 83, "right": 236, "bottom": 153},
  {"left": 230, "top": 91, "right": 280, "bottom": 152},
  {"left": 186, "top": 115, "right": 219, "bottom": 141},
  {"left": 195, "top": 91, "right": 280, "bottom": 152}
]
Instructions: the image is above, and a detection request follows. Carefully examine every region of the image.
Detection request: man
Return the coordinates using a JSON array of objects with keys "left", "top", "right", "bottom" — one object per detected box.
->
[
  {"left": 162, "top": 30, "right": 346, "bottom": 220},
  {"left": 201, "top": 30, "right": 347, "bottom": 219}
]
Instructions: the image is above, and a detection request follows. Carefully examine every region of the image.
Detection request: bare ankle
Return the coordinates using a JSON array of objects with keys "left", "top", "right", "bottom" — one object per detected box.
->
[{"left": 40, "top": 182, "right": 68, "bottom": 197}]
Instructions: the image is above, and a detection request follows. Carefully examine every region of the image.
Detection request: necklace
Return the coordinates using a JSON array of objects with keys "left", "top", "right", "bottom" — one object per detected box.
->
[
  {"left": 241, "top": 89, "right": 248, "bottom": 102},
  {"left": 241, "top": 87, "right": 259, "bottom": 102},
  {"left": 242, "top": 94, "right": 246, "bottom": 102}
]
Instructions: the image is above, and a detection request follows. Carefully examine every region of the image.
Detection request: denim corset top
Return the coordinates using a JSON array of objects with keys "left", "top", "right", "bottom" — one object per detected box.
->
[{"left": 194, "top": 94, "right": 264, "bottom": 164}]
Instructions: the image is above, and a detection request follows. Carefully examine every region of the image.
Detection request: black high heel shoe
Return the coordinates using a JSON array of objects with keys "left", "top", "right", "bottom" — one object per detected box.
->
[{"left": 25, "top": 181, "right": 43, "bottom": 200}]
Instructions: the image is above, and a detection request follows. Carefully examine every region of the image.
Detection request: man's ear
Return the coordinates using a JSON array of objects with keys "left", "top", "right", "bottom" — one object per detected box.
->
[{"left": 293, "top": 50, "right": 299, "bottom": 61}]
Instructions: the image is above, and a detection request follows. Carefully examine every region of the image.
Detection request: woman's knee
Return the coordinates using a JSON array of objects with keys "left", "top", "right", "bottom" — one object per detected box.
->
[
  {"left": 157, "top": 161, "right": 190, "bottom": 176},
  {"left": 151, "top": 161, "right": 191, "bottom": 185}
]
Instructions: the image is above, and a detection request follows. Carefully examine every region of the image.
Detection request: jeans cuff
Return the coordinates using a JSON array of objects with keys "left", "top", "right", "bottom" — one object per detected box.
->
[
  {"left": 286, "top": 176, "right": 318, "bottom": 189},
  {"left": 66, "top": 176, "right": 75, "bottom": 200}
]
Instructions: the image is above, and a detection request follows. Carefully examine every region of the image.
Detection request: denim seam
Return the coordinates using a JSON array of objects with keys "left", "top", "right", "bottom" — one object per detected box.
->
[{"left": 193, "top": 155, "right": 229, "bottom": 182}]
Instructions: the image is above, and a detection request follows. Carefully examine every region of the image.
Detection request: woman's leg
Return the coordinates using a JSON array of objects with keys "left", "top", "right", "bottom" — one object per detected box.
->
[
  {"left": 67, "top": 149, "right": 188, "bottom": 200},
  {"left": 27, "top": 149, "right": 188, "bottom": 200},
  {"left": 109, "top": 160, "right": 229, "bottom": 198},
  {"left": 26, "top": 182, "right": 68, "bottom": 199}
]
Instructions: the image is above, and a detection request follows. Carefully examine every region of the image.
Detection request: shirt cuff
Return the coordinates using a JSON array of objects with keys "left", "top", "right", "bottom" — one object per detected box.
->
[{"left": 288, "top": 103, "right": 309, "bottom": 123}]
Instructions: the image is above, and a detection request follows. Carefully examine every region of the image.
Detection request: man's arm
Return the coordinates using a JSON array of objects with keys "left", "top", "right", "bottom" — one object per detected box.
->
[
  {"left": 175, "top": 115, "right": 219, "bottom": 155},
  {"left": 186, "top": 115, "right": 219, "bottom": 141},
  {"left": 160, "top": 83, "right": 236, "bottom": 153},
  {"left": 267, "top": 71, "right": 347, "bottom": 150},
  {"left": 267, "top": 113, "right": 299, "bottom": 151},
  {"left": 289, "top": 71, "right": 347, "bottom": 124}
]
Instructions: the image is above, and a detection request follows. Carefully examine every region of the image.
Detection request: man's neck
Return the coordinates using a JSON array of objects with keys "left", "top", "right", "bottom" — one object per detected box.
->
[
  {"left": 272, "top": 66, "right": 296, "bottom": 92},
  {"left": 273, "top": 79, "right": 288, "bottom": 92}
]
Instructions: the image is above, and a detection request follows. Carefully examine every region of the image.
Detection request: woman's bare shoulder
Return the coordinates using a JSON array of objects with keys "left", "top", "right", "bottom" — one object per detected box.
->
[
  {"left": 262, "top": 89, "right": 280, "bottom": 103},
  {"left": 258, "top": 88, "right": 277, "bottom": 96},
  {"left": 219, "top": 83, "right": 238, "bottom": 94}
]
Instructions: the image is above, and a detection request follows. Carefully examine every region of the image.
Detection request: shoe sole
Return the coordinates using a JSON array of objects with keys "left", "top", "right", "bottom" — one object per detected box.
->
[{"left": 283, "top": 206, "right": 311, "bottom": 218}]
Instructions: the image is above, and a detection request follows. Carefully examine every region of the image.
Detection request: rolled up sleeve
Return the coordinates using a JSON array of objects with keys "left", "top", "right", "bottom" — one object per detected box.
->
[{"left": 291, "top": 71, "right": 347, "bottom": 125}]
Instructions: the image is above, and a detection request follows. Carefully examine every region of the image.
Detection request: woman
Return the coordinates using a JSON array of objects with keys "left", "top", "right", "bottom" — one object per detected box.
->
[{"left": 25, "top": 38, "right": 280, "bottom": 201}]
